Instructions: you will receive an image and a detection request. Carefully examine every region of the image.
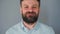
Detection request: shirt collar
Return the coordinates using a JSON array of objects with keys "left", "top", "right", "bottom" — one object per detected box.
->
[{"left": 20, "top": 20, "right": 40, "bottom": 32}]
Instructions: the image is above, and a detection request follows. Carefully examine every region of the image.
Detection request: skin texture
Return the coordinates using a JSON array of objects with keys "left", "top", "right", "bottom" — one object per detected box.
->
[{"left": 20, "top": 0, "right": 40, "bottom": 30}]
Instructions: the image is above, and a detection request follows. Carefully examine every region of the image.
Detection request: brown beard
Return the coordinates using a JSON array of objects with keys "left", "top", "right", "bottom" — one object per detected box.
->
[{"left": 22, "top": 12, "right": 39, "bottom": 24}]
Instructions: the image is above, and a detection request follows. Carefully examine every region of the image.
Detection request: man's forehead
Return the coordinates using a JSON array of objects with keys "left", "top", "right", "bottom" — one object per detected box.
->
[
  {"left": 22, "top": 0, "right": 39, "bottom": 5},
  {"left": 23, "top": 0, "right": 35, "bottom": 1}
]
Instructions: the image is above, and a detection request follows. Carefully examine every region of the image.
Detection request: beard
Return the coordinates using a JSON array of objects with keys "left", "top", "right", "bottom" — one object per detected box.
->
[{"left": 22, "top": 11, "right": 39, "bottom": 24}]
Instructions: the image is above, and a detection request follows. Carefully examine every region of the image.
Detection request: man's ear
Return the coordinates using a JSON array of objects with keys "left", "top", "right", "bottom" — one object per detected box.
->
[
  {"left": 39, "top": 7, "right": 40, "bottom": 11},
  {"left": 20, "top": 6, "right": 22, "bottom": 14}
]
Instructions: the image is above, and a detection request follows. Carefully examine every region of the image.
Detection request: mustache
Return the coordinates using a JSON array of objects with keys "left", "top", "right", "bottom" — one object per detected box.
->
[{"left": 26, "top": 12, "right": 36, "bottom": 14}]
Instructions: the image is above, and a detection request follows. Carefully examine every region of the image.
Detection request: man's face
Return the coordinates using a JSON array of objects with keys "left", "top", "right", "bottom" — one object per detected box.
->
[{"left": 20, "top": 0, "right": 40, "bottom": 24}]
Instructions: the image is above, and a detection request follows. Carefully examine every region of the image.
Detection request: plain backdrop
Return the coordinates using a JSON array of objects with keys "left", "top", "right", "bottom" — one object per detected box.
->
[{"left": 0, "top": 0, "right": 60, "bottom": 34}]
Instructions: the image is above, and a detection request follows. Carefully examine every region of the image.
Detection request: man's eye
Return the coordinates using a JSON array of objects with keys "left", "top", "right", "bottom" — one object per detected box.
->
[
  {"left": 32, "top": 7, "right": 36, "bottom": 8},
  {"left": 24, "top": 6, "right": 28, "bottom": 8}
]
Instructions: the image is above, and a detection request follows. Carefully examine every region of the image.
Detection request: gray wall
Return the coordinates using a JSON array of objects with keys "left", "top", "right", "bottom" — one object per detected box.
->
[{"left": 0, "top": 0, "right": 60, "bottom": 34}]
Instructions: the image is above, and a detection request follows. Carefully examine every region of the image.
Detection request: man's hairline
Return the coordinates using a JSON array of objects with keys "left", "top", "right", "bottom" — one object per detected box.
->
[{"left": 20, "top": 0, "right": 40, "bottom": 7}]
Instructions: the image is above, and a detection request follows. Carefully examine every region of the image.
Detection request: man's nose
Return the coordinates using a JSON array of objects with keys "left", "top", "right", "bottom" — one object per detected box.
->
[{"left": 28, "top": 8, "right": 33, "bottom": 12}]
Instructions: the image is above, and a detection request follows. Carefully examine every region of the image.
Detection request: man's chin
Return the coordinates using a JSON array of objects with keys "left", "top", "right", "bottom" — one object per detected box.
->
[
  {"left": 24, "top": 20, "right": 36, "bottom": 25},
  {"left": 23, "top": 17, "right": 37, "bottom": 24},
  {"left": 22, "top": 14, "right": 38, "bottom": 24}
]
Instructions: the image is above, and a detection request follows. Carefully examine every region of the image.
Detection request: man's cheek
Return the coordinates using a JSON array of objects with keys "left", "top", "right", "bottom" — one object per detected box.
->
[{"left": 23, "top": 10, "right": 27, "bottom": 13}]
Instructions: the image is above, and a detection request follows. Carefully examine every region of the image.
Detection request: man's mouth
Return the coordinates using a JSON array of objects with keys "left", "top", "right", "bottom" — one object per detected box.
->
[{"left": 26, "top": 13, "right": 35, "bottom": 17}]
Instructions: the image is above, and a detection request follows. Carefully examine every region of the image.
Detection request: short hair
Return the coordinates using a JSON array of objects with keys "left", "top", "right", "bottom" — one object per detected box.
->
[{"left": 20, "top": 0, "right": 40, "bottom": 7}]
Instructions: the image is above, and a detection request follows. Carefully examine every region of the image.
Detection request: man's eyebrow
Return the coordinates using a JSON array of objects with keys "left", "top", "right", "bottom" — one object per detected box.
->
[
  {"left": 23, "top": 4, "right": 28, "bottom": 6},
  {"left": 33, "top": 4, "right": 38, "bottom": 6}
]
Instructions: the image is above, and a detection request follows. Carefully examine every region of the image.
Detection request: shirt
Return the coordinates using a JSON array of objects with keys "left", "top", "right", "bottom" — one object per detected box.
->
[{"left": 6, "top": 20, "right": 55, "bottom": 34}]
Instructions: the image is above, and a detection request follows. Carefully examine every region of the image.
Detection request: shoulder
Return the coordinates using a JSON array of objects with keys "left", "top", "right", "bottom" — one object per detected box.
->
[
  {"left": 5, "top": 23, "right": 21, "bottom": 34},
  {"left": 39, "top": 23, "right": 55, "bottom": 34},
  {"left": 39, "top": 23, "right": 51, "bottom": 29}
]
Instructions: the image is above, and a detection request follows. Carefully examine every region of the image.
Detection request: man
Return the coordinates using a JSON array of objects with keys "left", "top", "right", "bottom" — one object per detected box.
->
[{"left": 6, "top": 0, "right": 55, "bottom": 34}]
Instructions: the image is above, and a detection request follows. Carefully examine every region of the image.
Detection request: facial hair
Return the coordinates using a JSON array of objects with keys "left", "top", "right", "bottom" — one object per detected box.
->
[{"left": 22, "top": 11, "right": 39, "bottom": 24}]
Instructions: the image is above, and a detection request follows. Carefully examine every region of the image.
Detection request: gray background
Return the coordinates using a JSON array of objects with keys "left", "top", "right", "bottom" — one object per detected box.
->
[{"left": 0, "top": 0, "right": 60, "bottom": 34}]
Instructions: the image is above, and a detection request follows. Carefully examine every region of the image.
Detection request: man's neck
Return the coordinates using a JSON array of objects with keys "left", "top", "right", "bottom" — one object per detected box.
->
[{"left": 23, "top": 22, "right": 36, "bottom": 30}]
